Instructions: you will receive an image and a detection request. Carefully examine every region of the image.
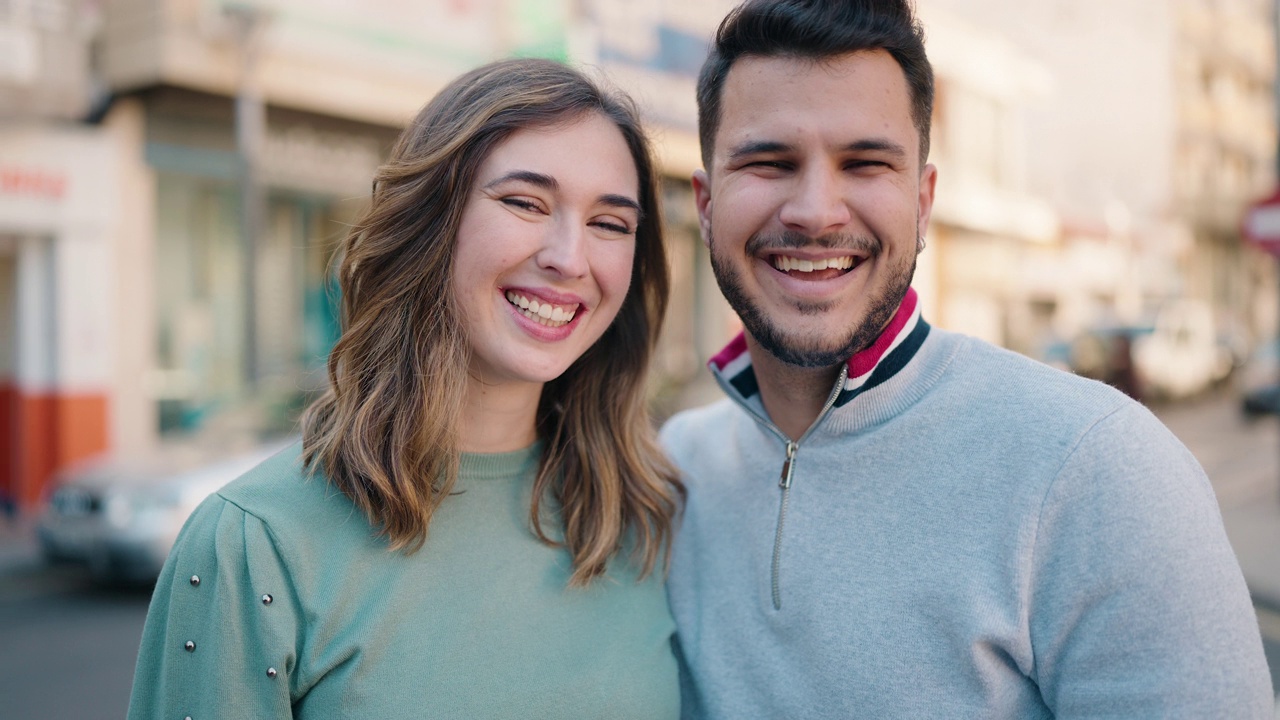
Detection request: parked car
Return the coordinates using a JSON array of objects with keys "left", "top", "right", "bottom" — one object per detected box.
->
[
  {"left": 1132, "top": 300, "right": 1234, "bottom": 400},
  {"left": 37, "top": 436, "right": 295, "bottom": 584},
  {"left": 1237, "top": 340, "right": 1280, "bottom": 417}
]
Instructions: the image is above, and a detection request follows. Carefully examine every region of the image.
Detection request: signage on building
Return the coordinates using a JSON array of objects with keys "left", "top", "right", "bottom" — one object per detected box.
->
[
  {"left": 1243, "top": 189, "right": 1280, "bottom": 257},
  {"left": 0, "top": 166, "right": 67, "bottom": 200}
]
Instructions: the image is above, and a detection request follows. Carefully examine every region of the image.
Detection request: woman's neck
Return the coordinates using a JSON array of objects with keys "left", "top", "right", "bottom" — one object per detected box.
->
[{"left": 458, "top": 376, "right": 543, "bottom": 453}]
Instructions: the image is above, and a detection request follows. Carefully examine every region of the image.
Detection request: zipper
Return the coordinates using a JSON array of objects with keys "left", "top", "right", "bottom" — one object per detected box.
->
[
  {"left": 712, "top": 364, "right": 848, "bottom": 611},
  {"left": 771, "top": 441, "right": 797, "bottom": 610}
]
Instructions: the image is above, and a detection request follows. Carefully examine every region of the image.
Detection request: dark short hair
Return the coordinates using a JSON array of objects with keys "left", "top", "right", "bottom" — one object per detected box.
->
[{"left": 696, "top": 0, "right": 934, "bottom": 168}]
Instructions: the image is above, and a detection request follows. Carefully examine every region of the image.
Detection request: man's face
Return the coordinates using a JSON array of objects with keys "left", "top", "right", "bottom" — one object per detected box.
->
[{"left": 694, "top": 50, "right": 936, "bottom": 368}]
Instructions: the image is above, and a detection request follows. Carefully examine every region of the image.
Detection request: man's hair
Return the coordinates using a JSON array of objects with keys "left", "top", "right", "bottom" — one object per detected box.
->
[
  {"left": 697, "top": 0, "right": 934, "bottom": 168},
  {"left": 302, "top": 58, "right": 683, "bottom": 587}
]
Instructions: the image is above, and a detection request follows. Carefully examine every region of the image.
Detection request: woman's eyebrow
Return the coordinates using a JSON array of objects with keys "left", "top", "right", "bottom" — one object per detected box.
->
[
  {"left": 483, "top": 170, "right": 558, "bottom": 191},
  {"left": 598, "top": 193, "right": 643, "bottom": 218}
]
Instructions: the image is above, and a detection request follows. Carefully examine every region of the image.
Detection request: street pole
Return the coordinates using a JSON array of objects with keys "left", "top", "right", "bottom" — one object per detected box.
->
[
  {"left": 1274, "top": 0, "right": 1280, "bottom": 502},
  {"left": 227, "top": 5, "right": 268, "bottom": 393}
]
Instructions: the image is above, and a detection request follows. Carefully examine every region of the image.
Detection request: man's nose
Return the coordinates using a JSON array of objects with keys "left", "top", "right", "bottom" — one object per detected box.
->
[
  {"left": 535, "top": 218, "right": 590, "bottom": 278},
  {"left": 778, "top": 166, "right": 852, "bottom": 237}
]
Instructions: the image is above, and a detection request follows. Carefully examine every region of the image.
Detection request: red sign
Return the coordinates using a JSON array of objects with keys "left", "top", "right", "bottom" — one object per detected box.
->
[
  {"left": 1244, "top": 189, "right": 1280, "bottom": 256},
  {"left": 0, "top": 166, "right": 67, "bottom": 200}
]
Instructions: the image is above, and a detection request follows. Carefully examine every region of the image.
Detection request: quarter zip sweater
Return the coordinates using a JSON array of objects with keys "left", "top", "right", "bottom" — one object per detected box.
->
[{"left": 661, "top": 288, "right": 1273, "bottom": 719}]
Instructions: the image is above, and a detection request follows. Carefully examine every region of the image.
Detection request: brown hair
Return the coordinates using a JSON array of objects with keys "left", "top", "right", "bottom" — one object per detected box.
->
[{"left": 301, "top": 58, "right": 683, "bottom": 586}]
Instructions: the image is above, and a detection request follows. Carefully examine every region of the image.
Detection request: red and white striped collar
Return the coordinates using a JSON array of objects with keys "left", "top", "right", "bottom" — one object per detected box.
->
[{"left": 709, "top": 288, "right": 927, "bottom": 407}]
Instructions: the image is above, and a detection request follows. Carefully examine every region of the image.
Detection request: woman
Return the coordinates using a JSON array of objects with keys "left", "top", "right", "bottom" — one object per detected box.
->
[{"left": 127, "top": 58, "right": 684, "bottom": 719}]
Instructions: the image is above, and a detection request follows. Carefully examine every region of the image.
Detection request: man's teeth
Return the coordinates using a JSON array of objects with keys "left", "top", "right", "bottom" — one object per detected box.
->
[
  {"left": 505, "top": 291, "right": 578, "bottom": 327},
  {"left": 772, "top": 255, "right": 857, "bottom": 273}
]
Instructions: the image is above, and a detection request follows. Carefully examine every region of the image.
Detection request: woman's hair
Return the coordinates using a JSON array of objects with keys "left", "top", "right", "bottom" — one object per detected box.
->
[{"left": 301, "top": 57, "right": 683, "bottom": 586}]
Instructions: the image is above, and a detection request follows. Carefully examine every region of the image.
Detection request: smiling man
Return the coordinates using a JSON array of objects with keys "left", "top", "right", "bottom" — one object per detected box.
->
[{"left": 660, "top": 1, "right": 1275, "bottom": 718}]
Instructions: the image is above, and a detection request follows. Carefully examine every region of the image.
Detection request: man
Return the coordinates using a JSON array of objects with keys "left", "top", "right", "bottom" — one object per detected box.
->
[{"left": 661, "top": 0, "right": 1275, "bottom": 717}]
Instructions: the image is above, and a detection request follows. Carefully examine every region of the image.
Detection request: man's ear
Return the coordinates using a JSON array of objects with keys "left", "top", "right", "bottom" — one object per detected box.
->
[
  {"left": 916, "top": 162, "right": 937, "bottom": 241},
  {"left": 692, "top": 168, "right": 713, "bottom": 248}
]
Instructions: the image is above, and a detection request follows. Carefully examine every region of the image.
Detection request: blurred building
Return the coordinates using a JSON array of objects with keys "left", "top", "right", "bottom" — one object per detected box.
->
[
  {"left": 916, "top": 7, "right": 1059, "bottom": 353},
  {"left": 922, "top": 0, "right": 1278, "bottom": 358},
  {"left": 0, "top": 2, "right": 111, "bottom": 512},
  {"left": 1, "top": 0, "right": 729, "bottom": 509}
]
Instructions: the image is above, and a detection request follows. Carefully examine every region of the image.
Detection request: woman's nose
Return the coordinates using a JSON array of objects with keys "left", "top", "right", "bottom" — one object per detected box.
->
[{"left": 535, "top": 218, "right": 590, "bottom": 278}]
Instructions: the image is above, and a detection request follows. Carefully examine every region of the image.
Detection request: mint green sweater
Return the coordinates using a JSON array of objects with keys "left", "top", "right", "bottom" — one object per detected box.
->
[{"left": 127, "top": 444, "right": 679, "bottom": 719}]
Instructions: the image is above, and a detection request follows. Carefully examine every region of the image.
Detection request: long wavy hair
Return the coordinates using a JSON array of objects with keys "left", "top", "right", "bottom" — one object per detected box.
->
[{"left": 301, "top": 58, "right": 683, "bottom": 586}]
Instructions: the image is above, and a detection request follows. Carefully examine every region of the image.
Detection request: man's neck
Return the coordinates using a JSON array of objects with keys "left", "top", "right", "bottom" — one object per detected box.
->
[{"left": 745, "top": 335, "right": 844, "bottom": 442}]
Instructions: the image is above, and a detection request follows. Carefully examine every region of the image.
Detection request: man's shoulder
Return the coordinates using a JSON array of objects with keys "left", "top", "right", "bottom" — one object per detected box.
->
[
  {"left": 941, "top": 330, "right": 1134, "bottom": 423},
  {"left": 659, "top": 398, "right": 745, "bottom": 462}
]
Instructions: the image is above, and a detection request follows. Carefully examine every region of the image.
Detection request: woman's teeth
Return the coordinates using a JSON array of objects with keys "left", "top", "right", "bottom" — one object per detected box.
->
[
  {"left": 505, "top": 291, "right": 578, "bottom": 327},
  {"left": 772, "top": 255, "right": 857, "bottom": 273}
]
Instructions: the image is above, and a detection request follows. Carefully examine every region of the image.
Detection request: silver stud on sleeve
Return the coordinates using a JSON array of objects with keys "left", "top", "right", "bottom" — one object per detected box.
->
[
  {"left": 261, "top": 594, "right": 273, "bottom": 606},
  {"left": 190, "top": 575, "right": 200, "bottom": 587},
  {"left": 266, "top": 667, "right": 278, "bottom": 678},
  {"left": 184, "top": 640, "right": 196, "bottom": 652}
]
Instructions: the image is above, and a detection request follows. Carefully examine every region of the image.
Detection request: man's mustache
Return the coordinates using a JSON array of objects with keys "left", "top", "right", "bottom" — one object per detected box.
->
[{"left": 744, "top": 230, "right": 882, "bottom": 257}]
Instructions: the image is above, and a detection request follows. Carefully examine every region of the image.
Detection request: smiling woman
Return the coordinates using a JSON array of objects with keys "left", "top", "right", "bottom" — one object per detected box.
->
[{"left": 127, "top": 58, "right": 683, "bottom": 720}]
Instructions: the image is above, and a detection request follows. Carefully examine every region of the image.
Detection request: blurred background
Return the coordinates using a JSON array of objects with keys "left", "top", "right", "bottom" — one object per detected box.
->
[{"left": 2, "top": 0, "right": 1280, "bottom": 716}]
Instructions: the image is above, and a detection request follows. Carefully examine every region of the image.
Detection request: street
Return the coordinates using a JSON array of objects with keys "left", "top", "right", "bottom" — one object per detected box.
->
[
  {"left": 0, "top": 561, "right": 149, "bottom": 719},
  {"left": 0, "top": 390, "right": 1279, "bottom": 717}
]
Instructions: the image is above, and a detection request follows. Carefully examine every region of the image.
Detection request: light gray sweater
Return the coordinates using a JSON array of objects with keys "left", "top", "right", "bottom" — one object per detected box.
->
[{"left": 662, "top": 314, "right": 1273, "bottom": 718}]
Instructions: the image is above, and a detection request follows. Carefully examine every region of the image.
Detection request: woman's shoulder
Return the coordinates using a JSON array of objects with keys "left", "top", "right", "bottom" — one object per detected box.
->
[{"left": 208, "top": 442, "right": 375, "bottom": 557}]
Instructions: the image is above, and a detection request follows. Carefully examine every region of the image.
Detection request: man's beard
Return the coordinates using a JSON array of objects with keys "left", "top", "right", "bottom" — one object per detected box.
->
[{"left": 708, "top": 227, "right": 916, "bottom": 368}]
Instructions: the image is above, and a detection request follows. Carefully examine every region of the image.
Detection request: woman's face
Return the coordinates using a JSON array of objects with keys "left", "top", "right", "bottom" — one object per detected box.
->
[{"left": 452, "top": 112, "right": 640, "bottom": 391}]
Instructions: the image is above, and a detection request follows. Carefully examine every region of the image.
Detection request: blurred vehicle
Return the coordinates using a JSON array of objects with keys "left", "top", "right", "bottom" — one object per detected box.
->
[
  {"left": 1241, "top": 384, "right": 1280, "bottom": 417},
  {"left": 37, "top": 436, "right": 295, "bottom": 585},
  {"left": 1132, "top": 300, "right": 1234, "bottom": 400},
  {"left": 1237, "top": 340, "right": 1280, "bottom": 417},
  {"left": 1068, "top": 323, "right": 1154, "bottom": 400}
]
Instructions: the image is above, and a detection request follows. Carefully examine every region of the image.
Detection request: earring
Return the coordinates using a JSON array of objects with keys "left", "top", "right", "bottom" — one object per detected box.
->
[{"left": 916, "top": 235, "right": 927, "bottom": 253}]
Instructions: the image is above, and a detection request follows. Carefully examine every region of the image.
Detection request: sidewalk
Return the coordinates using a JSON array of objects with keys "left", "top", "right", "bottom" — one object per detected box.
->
[
  {"left": 0, "top": 513, "right": 39, "bottom": 579},
  {"left": 1226, "top": 502, "right": 1280, "bottom": 612}
]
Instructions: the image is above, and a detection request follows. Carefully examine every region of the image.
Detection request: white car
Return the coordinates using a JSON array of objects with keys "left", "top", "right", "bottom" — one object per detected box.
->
[
  {"left": 1132, "top": 300, "right": 1234, "bottom": 400},
  {"left": 37, "top": 437, "right": 296, "bottom": 584}
]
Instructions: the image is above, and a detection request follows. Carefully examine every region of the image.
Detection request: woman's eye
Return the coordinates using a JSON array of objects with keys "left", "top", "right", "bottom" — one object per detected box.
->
[
  {"left": 500, "top": 197, "right": 541, "bottom": 212},
  {"left": 591, "top": 219, "right": 635, "bottom": 235}
]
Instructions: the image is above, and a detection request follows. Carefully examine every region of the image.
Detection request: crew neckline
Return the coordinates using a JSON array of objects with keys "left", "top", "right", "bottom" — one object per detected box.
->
[{"left": 458, "top": 442, "right": 542, "bottom": 480}]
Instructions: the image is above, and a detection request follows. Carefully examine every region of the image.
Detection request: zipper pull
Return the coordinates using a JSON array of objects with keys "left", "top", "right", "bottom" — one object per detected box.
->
[{"left": 779, "top": 442, "right": 797, "bottom": 489}]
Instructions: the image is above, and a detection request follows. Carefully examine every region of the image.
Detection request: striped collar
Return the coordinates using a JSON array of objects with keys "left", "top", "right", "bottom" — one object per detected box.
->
[{"left": 709, "top": 287, "right": 931, "bottom": 409}]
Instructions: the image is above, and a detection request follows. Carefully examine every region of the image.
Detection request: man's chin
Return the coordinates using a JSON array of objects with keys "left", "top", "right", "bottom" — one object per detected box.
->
[{"left": 746, "top": 327, "right": 861, "bottom": 369}]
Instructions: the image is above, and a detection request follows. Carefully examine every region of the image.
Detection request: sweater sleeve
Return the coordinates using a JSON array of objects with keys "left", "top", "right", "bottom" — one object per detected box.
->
[
  {"left": 1028, "top": 402, "right": 1274, "bottom": 718},
  {"left": 127, "top": 493, "right": 301, "bottom": 720}
]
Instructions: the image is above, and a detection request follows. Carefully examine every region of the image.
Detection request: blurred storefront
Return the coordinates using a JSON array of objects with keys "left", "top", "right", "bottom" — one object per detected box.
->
[
  {"left": 0, "top": 127, "right": 115, "bottom": 512},
  {"left": 136, "top": 88, "right": 394, "bottom": 435}
]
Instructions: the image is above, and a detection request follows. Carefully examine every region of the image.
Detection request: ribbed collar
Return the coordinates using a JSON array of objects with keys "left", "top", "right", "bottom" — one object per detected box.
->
[
  {"left": 709, "top": 287, "right": 930, "bottom": 410},
  {"left": 458, "top": 443, "right": 542, "bottom": 480}
]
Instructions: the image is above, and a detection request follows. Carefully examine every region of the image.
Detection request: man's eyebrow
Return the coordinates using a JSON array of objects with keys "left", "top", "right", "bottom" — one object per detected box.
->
[
  {"left": 727, "top": 139, "right": 909, "bottom": 162},
  {"left": 726, "top": 140, "right": 793, "bottom": 162},
  {"left": 845, "top": 139, "right": 908, "bottom": 158},
  {"left": 483, "top": 170, "right": 558, "bottom": 191}
]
